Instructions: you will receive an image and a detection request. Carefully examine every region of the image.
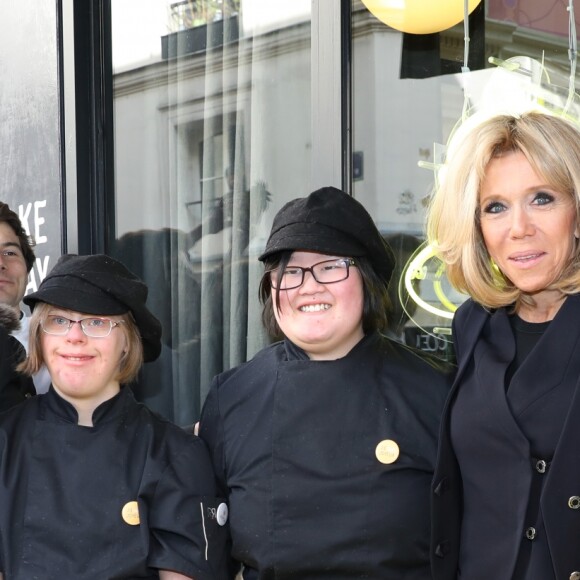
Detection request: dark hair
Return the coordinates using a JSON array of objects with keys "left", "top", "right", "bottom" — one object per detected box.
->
[
  {"left": 259, "top": 251, "right": 392, "bottom": 339},
  {"left": 0, "top": 202, "right": 36, "bottom": 273}
]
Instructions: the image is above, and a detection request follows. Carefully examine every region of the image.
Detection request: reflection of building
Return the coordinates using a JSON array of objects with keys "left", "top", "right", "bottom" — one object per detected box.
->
[{"left": 1, "top": 0, "right": 577, "bottom": 423}]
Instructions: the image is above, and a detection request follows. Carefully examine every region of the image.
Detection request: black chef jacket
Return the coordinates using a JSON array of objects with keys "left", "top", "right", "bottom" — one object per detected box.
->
[
  {"left": 0, "top": 386, "right": 229, "bottom": 579},
  {"left": 200, "top": 332, "right": 453, "bottom": 579}
]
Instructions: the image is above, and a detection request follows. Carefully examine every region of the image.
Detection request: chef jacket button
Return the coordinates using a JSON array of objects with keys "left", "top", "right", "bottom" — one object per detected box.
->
[
  {"left": 375, "top": 439, "right": 399, "bottom": 464},
  {"left": 568, "top": 496, "right": 580, "bottom": 509},
  {"left": 569, "top": 572, "right": 580, "bottom": 580},
  {"left": 525, "top": 527, "right": 536, "bottom": 540},
  {"left": 535, "top": 460, "right": 546, "bottom": 473},
  {"left": 216, "top": 502, "right": 228, "bottom": 526},
  {"left": 121, "top": 501, "right": 140, "bottom": 526}
]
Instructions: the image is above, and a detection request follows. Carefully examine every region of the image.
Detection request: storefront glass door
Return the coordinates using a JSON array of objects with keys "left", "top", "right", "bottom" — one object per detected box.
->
[{"left": 110, "top": 0, "right": 312, "bottom": 424}]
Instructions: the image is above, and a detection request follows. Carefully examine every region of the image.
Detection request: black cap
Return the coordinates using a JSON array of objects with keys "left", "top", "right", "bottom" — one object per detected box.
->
[
  {"left": 24, "top": 254, "right": 162, "bottom": 362},
  {"left": 259, "top": 186, "right": 395, "bottom": 284}
]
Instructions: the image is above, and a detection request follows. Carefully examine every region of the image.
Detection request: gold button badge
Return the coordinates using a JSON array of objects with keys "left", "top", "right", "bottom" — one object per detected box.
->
[
  {"left": 122, "top": 501, "right": 140, "bottom": 526},
  {"left": 375, "top": 439, "right": 400, "bottom": 464}
]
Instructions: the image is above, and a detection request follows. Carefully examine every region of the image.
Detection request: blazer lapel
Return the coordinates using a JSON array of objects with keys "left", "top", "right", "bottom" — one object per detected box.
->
[
  {"left": 508, "top": 295, "right": 580, "bottom": 417},
  {"left": 452, "top": 301, "right": 488, "bottom": 387}
]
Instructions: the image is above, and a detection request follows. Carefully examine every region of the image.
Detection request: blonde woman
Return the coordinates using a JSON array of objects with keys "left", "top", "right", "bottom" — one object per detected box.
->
[{"left": 427, "top": 111, "right": 580, "bottom": 580}]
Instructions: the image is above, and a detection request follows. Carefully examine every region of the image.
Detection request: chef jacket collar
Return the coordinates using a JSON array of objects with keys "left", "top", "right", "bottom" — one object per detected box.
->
[
  {"left": 41, "top": 386, "right": 132, "bottom": 426},
  {"left": 283, "top": 332, "right": 376, "bottom": 362}
]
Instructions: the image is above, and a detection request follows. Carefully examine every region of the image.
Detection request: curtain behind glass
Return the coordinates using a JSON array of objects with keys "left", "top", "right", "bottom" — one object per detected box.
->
[{"left": 110, "top": 0, "right": 311, "bottom": 425}]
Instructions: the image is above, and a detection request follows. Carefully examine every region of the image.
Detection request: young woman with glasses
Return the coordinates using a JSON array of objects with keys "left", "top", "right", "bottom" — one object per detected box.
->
[
  {"left": 0, "top": 254, "right": 228, "bottom": 580},
  {"left": 199, "top": 186, "right": 453, "bottom": 579}
]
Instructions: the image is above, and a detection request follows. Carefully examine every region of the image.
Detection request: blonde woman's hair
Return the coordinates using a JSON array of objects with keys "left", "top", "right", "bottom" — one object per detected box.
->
[
  {"left": 18, "top": 302, "right": 144, "bottom": 384},
  {"left": 427, "top": 111, "right": 580, "bottom": 310}
]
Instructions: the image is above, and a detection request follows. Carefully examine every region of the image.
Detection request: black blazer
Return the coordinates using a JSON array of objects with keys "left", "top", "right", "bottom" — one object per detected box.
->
[{"left": 431, "top": 298, "right": 580, "bottom": 580}]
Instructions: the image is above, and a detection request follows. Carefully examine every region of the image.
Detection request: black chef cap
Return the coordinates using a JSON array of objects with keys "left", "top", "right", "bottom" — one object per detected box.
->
[
  {"left": 24, "top": 254, "right": 162, "bottom": 362},
  {"left": 259, "top": 186, "right": 396, "bottom": 284}
]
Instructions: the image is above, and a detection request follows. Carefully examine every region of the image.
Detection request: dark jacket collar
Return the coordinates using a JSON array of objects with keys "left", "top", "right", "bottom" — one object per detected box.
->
[
  {"left": 283, "top": 332, "right": 378, "bottom": 362},
  {"left": 40, "top": 385, "right": 132, "bottom": 426}
]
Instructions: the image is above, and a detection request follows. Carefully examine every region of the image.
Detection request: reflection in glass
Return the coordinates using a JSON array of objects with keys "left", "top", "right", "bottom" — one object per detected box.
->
[
  {"left": 352, "top": 0, "right": 578, "bottom": 355},
  {"left": 110, "top": 0, "right": 311, "bottom": 424}
]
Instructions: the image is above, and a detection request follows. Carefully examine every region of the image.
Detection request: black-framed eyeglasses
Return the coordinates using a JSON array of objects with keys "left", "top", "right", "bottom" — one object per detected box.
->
[
  {"left": 41, "top": 315, "right": 125, "bottom": 338},
  {"left": 269, "top": 258, "right": 356, "bottom": 290}
]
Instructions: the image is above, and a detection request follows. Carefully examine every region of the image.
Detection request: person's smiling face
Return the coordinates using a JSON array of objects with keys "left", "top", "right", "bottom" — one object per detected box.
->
[
  {"left": 0, "top": 222, "right": 28, "bottom": 311},
  {"left": 40, "top": 308, "right": 127, "bottom": 407},
  {"left": 272, "top": 251, "right": 365, "bottom": 360},
  {"left": 479, "top": 150, "right": 579, "bottom": 313}
]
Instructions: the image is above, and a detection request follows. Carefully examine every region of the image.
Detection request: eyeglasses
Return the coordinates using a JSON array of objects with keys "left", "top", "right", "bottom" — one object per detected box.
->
[
  {"left": 41, "top": 315, "right": 125, "bottom": 338},
  {"left": 269, "top": 258, "right": 356, "bottom": 290}
]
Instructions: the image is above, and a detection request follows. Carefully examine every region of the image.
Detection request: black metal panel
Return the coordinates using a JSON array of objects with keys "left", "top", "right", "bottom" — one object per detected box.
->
[
  {"left": 56, "top": 0, "right": 68, "bottom": 254},
  {"left": 72, "top": 0, "right": 115, "bottom": 255},
  {"left": 400, "top": 1, "right": 486, "bottom": 79},
  {"left": 341, "top": 0, "right": 352, "bottom": 193}
]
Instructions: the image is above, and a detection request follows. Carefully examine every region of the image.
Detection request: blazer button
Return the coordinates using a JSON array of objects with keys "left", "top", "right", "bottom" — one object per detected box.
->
[
  {"left": 434, "top": 541, "right": 450, "bottom": 558},
  {"left": 525, "top": 527, "right": 536, "bottom": 540},
  {"left": 569, "top": 572, "right": 580, "bottom": 580},
  {"left": 535, "top": 460, "right": 546, "bottom": 473},
  {"left": 433, "top": 477, "right": 448, "bottom": 496},
  {"left": 568, "top": 496, "right": 580, "bottom": 509}
]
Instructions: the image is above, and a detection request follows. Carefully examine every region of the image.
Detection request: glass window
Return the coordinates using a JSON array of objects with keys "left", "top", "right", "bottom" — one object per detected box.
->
[
  {"left": 352, "top": 0, "right": 577, "bottom": 359},
  {"left": 110, "top": 0, "right": 312, "bottom": 424},
  {"left": 0, "top": 1, "right": 62, "bottom": 298}
]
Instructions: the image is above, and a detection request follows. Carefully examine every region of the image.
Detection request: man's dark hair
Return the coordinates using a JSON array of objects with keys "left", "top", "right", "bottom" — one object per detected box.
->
[{"left": 0, "top": 202, "right": 36, "bottom": 272}]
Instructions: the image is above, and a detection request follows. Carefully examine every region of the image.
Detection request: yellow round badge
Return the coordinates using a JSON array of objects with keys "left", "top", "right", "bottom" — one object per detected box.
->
[
  {"left": 122, "top": 501, "right": 140, "bottom": 526},
  {"left": 375, "top": 439, "right": 400, "bottom": 464}
]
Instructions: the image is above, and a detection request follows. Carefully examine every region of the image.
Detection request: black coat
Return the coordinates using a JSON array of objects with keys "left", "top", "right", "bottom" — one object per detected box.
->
[
  {"left": 0, "top": 304, "right": 35, "bottom": 409},
  {"left": 0, "top": 386, "right": 229, "bottom": 579},
  {"left": 200, "top": 332, "right": 453, "bottom": 579},
  {"left": 431, "top": 297, "right": 580, "bottom": 580}
]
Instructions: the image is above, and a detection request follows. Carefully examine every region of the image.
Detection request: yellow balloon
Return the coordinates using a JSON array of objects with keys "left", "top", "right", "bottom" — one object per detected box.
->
[{"left": 361, "top": 0, "right": 482, "bottom": 35}]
